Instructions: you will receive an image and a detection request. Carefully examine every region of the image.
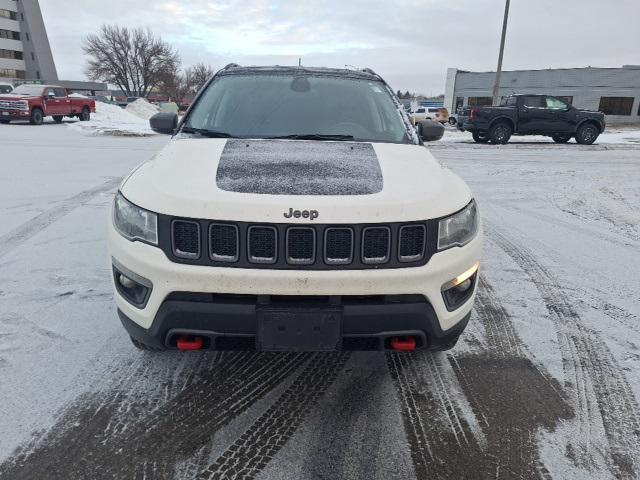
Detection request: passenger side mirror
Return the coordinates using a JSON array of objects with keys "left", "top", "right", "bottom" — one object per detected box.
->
[
  {"left": 149, "top": 112, "right": 178, "bottom": 135},
  {"left": 417, "top": 119, "right": 445, "bottom": 142}
]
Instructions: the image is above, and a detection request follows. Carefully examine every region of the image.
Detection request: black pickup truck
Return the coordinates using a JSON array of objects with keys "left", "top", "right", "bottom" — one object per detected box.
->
[{"left": 457, "top": 94, "right": 605, "bottom": 145}]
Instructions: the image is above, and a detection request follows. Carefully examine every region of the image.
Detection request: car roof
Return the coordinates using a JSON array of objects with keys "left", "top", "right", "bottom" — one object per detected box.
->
[
  {"left": 216, "top": 65, "right": 383, "bottom": 82},
  {"left": 17, "top": 84, "right": 63, "bottom": 89}
]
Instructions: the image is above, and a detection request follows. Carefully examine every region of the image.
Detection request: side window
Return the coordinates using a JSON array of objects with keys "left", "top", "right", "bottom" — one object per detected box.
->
[
  {"left": 416, "top": 108, "right": 425, "bottom": 113},
  {"left": 523, "top": 96, "right": 544, "bottom": 108},
  {"left": 44, "top": 88, "right": 55, "bottom": 98},
  {"left": 507, "top": 97, "right": 518, "bottom": 107},
  {"left": 54, "top": 88, "right": 66, "bottom": 98},
  {"left": 546, "top": 97, "right": 568, "bottom": 110}
]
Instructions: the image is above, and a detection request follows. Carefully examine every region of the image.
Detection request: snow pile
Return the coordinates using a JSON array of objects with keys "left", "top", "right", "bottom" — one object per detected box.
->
[
  {"left": 125, "top": 98, "right": 159, "bottom": 120},
  {"left": 67, "top": 101, "right": 156, "bottom": 137}
]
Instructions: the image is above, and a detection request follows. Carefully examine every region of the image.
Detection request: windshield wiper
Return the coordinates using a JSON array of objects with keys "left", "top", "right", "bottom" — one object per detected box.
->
[
  {"left": 181, "top": 127, "right": 236, "bottom": 138},
  {"left": 267, "top": 134, "right": 354, "bottom": 141}
]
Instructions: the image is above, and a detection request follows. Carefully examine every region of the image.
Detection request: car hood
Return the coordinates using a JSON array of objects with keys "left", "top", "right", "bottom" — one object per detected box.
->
[
  {"left": 0, "top": 94, "right": 38, "bottom": 100},
  {"left": 576, "top": 108, "right": 604, "bottom": 117},
  {"left": 121, "top": 138, "right": 472, "bottom": 223}
]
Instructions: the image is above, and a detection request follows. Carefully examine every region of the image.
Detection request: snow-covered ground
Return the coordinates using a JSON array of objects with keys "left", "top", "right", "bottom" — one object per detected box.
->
[
  {"left": 67, "top": 99, "right": 159, "bottom": 137},
  {"left": 0, "top": 123, "right": 639, "bottom": 479}
]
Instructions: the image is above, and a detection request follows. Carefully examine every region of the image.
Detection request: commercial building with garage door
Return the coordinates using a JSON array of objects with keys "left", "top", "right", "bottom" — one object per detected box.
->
[{"left": 444, "top": 65, "right": 640, "bottom": 124}]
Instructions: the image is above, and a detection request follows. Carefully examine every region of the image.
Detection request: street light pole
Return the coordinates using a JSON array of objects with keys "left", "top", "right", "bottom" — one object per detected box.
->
[{"left": 492, "top": 0, "right": 511, "bottom": 105}]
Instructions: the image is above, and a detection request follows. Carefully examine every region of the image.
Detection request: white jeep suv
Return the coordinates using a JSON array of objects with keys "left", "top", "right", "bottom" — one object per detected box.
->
[{"left": 108, "top": 65, "right": 481, "bottom": 352}]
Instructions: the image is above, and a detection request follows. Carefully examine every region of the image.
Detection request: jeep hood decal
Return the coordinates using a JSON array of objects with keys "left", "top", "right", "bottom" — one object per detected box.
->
[{"left": 216, "top": 139, "right": 383, "bottom": 195}]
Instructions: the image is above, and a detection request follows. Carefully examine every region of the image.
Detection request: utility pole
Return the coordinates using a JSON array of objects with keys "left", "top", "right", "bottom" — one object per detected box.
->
[{"left": 492, "top": 0, "right": 510, "bottom": 105}]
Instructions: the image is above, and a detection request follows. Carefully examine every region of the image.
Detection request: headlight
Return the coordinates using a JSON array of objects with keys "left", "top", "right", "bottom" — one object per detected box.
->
[
  {"left": 113, "top": 192, "right": 158, "bottom": 244},
  {"left": 438, "top": 200, "right": 478, "bottom": 250}
]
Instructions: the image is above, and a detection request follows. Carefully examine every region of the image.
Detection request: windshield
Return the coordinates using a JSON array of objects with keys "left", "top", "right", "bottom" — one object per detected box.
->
[
  {"left": 184, "top": 74, "right": 410, "bottom": 144},
  {"left": 11, "top": 85, "right": 44, "bottom": 96}
]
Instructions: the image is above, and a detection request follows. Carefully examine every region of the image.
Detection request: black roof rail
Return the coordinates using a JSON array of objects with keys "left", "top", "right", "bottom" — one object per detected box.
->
[
  {"left": 222, "top": 63, "right": 240, "bottom": 70},
  {"left": 362, "top": 68, "right": 379, "bottom": 77}
]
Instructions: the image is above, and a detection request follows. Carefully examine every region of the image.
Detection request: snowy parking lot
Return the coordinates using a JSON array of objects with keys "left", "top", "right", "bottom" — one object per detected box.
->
[{"left": 0, "top": 122, "right": 639, "bottom": 479}]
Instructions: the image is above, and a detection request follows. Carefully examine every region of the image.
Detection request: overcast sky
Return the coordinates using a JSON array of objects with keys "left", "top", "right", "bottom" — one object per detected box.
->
[{"left": 41, "top": 0, "right": 639, "bottom": 95}]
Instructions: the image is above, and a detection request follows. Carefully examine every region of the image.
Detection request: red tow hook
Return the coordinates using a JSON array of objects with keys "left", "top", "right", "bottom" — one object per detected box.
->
[
  {"left": 177, "top": 336, "right": 205, "bottom": 351},
  {"left": 391, "top": 336, "right": 416, "bottom": 352}
]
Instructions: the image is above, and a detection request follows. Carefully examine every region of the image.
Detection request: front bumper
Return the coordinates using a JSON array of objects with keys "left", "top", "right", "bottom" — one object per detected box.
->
[
  {"left": 0, "top": 110, "right": 29, "bottom": 120},
  {"left": 108, "top": 222, "right": 481, "bottom": 349}
]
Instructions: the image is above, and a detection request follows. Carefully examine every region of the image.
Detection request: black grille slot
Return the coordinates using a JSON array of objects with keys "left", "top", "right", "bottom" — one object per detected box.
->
[
  {"left": 399, "top": 225, "right": 426, "bottom": 261},
  {"left": 286, "top": 228, "right": 315, "bottom": 265},
  {"left": 324, "top": 228, "right": 353, "bottom": 265},
  {"left": 172, "top": 220, "right": 200, "bottom": 259},
  {"left": 362, "top": 227, "right": 390, "bottom": 264},
  {"left": 209, "top": 224, "right": 239, "bottom": 262},
  {"left": 248, "top": 226, "right": 277, "bottom": 264}
]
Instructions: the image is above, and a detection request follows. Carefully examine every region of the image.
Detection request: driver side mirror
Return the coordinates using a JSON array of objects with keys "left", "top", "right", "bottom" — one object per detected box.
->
[
  {"left": 47, "top": 91, "right": 55, "bottom": 99},
  {"left": 417, "top": 119, "right": 444, "bottom": 142},
  {"left": 149, "top": 112, "right": 178, "bottom": 135}
]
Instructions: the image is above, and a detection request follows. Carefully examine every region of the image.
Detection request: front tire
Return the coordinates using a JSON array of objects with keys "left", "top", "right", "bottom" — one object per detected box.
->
[
  {"left": 53, "top": 115, "right": 64, "bottom": 123},
  {"left": 472, "top": 131, "right": 490, "bottom": 143},
  {"left": 80, "top": 107, "right": 91, "bottom": 121},
  {"left": 29, "top": 108, "right": 44, "bottom": 125},
  {"left": 575, "top": 123, "right": 599, "bottom": 145},
  {"left": 0, "top": 119, "right": 9, "bottom": 124},
  {"left": 489, "top": 121, "right": 512, "bottom": 144}
]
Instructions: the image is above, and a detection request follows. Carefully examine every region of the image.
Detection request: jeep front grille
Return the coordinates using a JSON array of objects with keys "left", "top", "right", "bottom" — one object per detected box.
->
[
  {"left": 286, "top": 227, "right": 315, "bottom": 265},
  {"left": 324, "top": 228, "right": 353, "bottom": 265},
  {"left": 163, "top": 217, "right": 435, "bottom": 270},
  {"left": 248, "top": 226, "right": 277, "bottom": 264},
  {"left": 172, "top": 220, "right": 200, "bottom": 259},
  {"left": 209, "top": 224, "right": 239, "bottom": 262},
  {"left": 362, "top": 227, "right": 391, "bottom": 264},
  {"left": 399, "top": 225, "right": 426, "bottom": 262}
]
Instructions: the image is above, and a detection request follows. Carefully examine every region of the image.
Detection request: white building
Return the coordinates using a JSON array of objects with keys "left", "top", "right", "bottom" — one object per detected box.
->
[
  {"left": 444, "top": 66, "right": 640, "bottom": 124},
  {"left": 0, "top": 0, "right": 57, "bottom": 82}
]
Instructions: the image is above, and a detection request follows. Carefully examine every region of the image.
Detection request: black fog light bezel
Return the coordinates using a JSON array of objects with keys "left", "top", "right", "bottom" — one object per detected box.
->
[
  {"left": 442, "top": 271, "right": 478, "bottom": 312},
  {"left": 112, "top": 259, "right": 153, "bottom": 309}
]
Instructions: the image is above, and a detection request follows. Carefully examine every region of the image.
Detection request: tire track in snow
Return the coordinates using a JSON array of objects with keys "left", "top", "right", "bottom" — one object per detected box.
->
[
  {"left": 0, "top": 177, "right": 121, "bottom": 259},
  {"left": 450, "top": 278, "right": 572, "bottom": 479},
  {"left": 387, "top": 276, "right": 572, "bottom": 479},
  {"left": 0, "top": 351, "right": 306, "bottom": 480},
  {"left": 386, "top": 351, "right": 486, "bottom": 480},
  {"left": 297, "top": 353, "right": 405, "bottom": 480},
  {"left": 490, "top": 225, "right": 640, "bottom": 479},
  {"left": 196, "top": 352, "right": 350, "bottom": 480}
]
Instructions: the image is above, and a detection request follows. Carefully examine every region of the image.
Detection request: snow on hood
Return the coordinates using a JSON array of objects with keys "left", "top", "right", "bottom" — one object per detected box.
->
[
  {"left": 216, "top": 139, "right": 383, "bottom": 195},
  {"left": 121, "top": 138, "right": 472, "bottom": 223}
]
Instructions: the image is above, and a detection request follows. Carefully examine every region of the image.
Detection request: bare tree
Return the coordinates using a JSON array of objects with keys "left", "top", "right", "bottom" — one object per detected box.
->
[
  {"left": 83, "top": 25, "right": 180, "bottom": 97},
  {"left": 189, "top": 63, "right": 216, "bottom": 93},
  {"left": 158, "top": 63, "right": 215, "bottom": 103}
]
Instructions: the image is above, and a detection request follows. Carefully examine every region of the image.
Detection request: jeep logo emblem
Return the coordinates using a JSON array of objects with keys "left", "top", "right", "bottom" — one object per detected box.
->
[{"left": 283, "top": 208, "right": 319, "bottom": 221}]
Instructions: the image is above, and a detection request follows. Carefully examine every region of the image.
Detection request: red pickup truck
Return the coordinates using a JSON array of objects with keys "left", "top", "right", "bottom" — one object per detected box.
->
[{"left": 0, "top": 84, "right": 96, "bottom": 125}]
